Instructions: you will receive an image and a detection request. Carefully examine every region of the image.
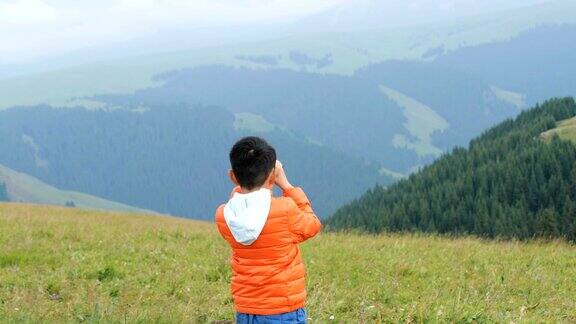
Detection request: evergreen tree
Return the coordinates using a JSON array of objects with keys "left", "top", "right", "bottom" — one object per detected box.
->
[
  {"left": 536, "top": 208, "right": 560, "bottom": 238},
  {"left": 0, "top": 182, "right": 8, "bottom": 201}
]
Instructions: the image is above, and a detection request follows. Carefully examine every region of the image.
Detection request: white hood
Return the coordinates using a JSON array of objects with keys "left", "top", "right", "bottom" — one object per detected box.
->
[{"left": 223, "top": 188, "right": 272, "bottom": 246}]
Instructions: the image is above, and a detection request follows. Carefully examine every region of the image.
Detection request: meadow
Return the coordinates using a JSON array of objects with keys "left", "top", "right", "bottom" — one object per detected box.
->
[
  {"left": 541, "top": 116, "right": 576, "bottom": 143},
  {"left": 0, "top": 204, "right": 575, "bottom": 323}
]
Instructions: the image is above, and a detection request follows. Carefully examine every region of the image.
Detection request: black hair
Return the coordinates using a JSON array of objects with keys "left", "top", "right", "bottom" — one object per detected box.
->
[{"left": 229, "top": 136, "right": 276, "bottom": 190}]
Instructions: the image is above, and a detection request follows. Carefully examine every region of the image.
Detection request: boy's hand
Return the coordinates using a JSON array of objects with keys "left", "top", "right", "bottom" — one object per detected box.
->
[{"left": 275, "top": 160, "right": 294, "bottom": 191}]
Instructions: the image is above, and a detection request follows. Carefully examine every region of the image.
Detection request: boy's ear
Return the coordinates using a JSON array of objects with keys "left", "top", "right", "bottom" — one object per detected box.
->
[
  {"left": 228, "top": 169, "right": 240, "bottom": 186},
  {"left": 266, "top": 168, "right": 276, "bottom": 188}
]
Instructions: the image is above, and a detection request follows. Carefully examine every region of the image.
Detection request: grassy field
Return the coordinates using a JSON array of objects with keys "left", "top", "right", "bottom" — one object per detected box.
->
[
  {"left": 380, "top": 86, "right": 447, "bottom": 158},
  {"left": 0, "top": 204, "right": 575, "bottom": 323},
  {"left": 541, "top": 117, "right": 576, "bottom": 144}
]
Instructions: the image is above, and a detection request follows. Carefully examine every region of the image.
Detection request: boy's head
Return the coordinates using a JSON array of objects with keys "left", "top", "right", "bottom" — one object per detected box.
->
[{"left": 229, "top": 136, "right": 276, "bottom": 190}]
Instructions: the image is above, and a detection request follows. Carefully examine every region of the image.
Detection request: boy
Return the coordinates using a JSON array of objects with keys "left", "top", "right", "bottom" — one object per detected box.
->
[{"left": 215, "top": 136, "right": 321, "bottom": 323}]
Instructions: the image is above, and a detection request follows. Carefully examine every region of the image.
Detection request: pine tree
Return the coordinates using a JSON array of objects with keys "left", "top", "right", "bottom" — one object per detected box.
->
[
  {"left": 537, "top": 208, "right": 560, "bottom": 238},
  {"left": 0, "top": 182, "right": 8, "bottom": 201}
]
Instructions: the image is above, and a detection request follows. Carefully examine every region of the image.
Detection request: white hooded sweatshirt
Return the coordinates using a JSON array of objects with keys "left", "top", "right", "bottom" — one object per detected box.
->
[{"left": 223, "top": 188, "right": 272, "bottom": 246}]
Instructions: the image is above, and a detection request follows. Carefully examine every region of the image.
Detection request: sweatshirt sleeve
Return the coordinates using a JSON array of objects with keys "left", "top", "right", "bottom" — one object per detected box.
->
[{"left": 283, "top": 187, "right": 322, "bottom": 243}]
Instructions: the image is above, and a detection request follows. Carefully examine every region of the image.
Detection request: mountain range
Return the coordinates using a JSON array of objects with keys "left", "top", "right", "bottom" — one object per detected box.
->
[{"left": 0, "top": 1, "right": 575, "bottom": 219}]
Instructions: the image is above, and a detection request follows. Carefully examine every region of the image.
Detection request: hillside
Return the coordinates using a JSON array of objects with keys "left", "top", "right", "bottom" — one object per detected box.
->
[
  {"left": 0, "top": 105, "right": 390, "bottom": 219},
  {"left": 327, "top": 98, "right": 576, "bottom": 241},
  {"left": 356, "top": 61, "right": 518, "bottom": 150},
  {"left": 437, "top": 24, "right": 576, "bottom": 105},
  {"left": 1, "top": 204, "right": 575, "bottom": 322},
  {"left": 541, "top": 116, "right": 576, "bottom": 143},
  {"left": 0, "top": 8, "right": 573, "bottom": 182},
  {"left": 2, "top": 23, "right": 573, "bottom": 176},
  {"left": 0, "top": 164, "right": 150, "bottom": 214},
  {"left": 96, "top": 66, "right": 426, "bottom": 170}
]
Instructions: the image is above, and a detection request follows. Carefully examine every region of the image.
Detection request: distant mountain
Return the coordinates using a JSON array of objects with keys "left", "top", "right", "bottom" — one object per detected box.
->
[
  {"left": 437, "top": 24, "right": 576, "bottom": 105},
  {"left": 1, "top": 1, "right": 575, "bottom": 110},
  {"left": 94, "top": 65, "right": 517, "bottom": 172},
  {"left": 95, "top": 66, "right": 418, "bottom": 170},
  {"left": 356, "top": 61, "right": 518, "bottom": 149},
  {"left": 327, "top": 97, "right": 576, "bottom": 241},
  {"left": 1, "top": 1, "right": 560, "bottom": 81},
  {"left": 294, "top": 0, "right": 552, "bottom": 32},
  {"left": 0, "top": 164, "right": 150, "bottom": 214},
  {"left": 0, "top": 105, "right": 391, "bottom": 219},
  {"left": 0, "top": 2, "right": 575, "bottom": 220},
  {"left": 0, "top": 24, "right": 293, "bottom": 81}
]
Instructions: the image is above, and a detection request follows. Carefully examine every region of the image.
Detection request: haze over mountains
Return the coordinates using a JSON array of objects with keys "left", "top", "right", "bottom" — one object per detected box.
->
[
  {"left": 0, "top": 0, "right": 575, "bottom": 219},
  {"left": 0, "top": 0, "right": 568, "bottom": 77},
  {"left": 296, "top": 0, "right": 552, "bottom": 31}
]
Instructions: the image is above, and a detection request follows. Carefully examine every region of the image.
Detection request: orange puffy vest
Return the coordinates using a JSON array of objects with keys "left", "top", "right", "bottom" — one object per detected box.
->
[{"left": 215, "top": 187, "right": 321, "bottom": 315}]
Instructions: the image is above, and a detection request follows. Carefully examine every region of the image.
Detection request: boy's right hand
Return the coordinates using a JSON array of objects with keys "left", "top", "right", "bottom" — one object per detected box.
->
[{"left": 275, "top": 160, "right": 294, "bottom": 191}]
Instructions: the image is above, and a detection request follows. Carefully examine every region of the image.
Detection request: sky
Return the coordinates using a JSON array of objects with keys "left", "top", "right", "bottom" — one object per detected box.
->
[
  {"left": 0, "top": 0, "right": 553, "bottom": 64},
  {"left": 0, "top": 0, "right": 346, "bottom": 62}
]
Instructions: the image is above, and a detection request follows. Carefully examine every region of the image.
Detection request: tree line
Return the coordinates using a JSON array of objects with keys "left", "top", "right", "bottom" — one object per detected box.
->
[{"left": 0, "top": 182, "right": 7, "bottom": 201}]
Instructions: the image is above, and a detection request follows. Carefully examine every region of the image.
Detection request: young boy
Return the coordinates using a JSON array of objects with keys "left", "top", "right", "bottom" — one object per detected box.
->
[{"left": 215, "top": 136, "right": 321, "bottom": 323}]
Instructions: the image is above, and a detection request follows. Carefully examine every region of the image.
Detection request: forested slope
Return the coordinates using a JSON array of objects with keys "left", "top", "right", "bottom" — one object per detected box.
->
[
  {"left": 327, "top": 98, "right": 576, "bottom": 241},
  {"left": 96, "top": 65, "right": 519, "bottom": 171},
  {"left": 0, "top": 105, "right": 389, "bottom": 219}
]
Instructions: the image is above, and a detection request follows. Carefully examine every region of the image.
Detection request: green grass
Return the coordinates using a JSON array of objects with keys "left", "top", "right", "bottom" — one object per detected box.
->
[
  {"left": 0, "top": 164, "right": 152, "bottom": 214},
  {"left": 379, "top": 167, "right": 407, "bottom": 180},
  {"left": 233, "top": 113, "right": 277, "bottom": 133},
  {"left": 0, "top": 204, "right": 574, "bottom": 322},
  {"left": 541, "top": 116, "right": 576, "bottom": 143},
  {"left": 490, "top": 86, "right": 526, "bottom": 109},
  {"left": 380, "top": 86, "right": 448, "bottom": 157}
]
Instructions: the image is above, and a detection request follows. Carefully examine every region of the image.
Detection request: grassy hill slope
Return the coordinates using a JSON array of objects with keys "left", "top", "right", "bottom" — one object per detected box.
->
[
  {"left": 0, "top": 204, "right": 574, "bottom": 322},
  {"left": 541, "top": 116, "right": 576, "bottom": 143},
  {"left": 0, "top": 164, "right": 151, "bottom": 214}
]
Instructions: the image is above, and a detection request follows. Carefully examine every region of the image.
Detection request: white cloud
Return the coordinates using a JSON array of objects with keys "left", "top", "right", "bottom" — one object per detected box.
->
[
  {"left": 108, "top": 0, "right": 347, "bottom": 25},
  {"left": 0, "top": 0, "right": 347, "bottom": 63},
  {"left": 0, "top": 0, "right": 59, "bottom": 24},
  {"left": 6, "top": 0, "right": 546, "bottom": 64}
]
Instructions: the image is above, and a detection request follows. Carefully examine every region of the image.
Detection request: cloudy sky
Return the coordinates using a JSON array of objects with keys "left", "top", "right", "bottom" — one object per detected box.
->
[
  {"left": 0, "top": 0, "right": 346, "bottom": 62},
  {"left": 0, "top": 0, "right": 552, "bottom": 63}
]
